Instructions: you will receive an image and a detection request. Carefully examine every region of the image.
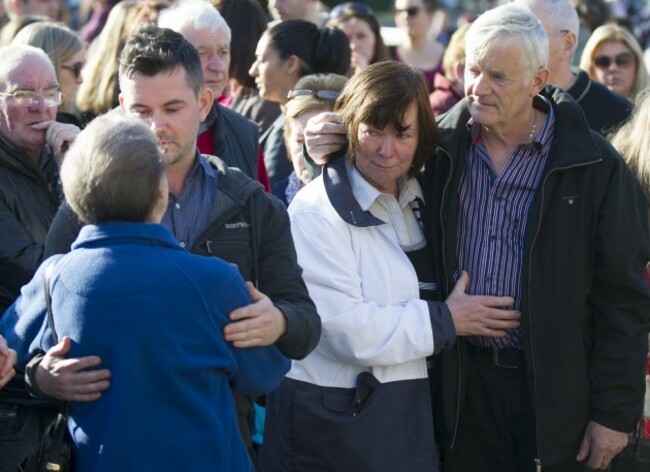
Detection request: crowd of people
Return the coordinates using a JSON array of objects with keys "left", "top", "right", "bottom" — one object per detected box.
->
[{"left": 0, "top": 0, "right": 649, "bottom": 471}]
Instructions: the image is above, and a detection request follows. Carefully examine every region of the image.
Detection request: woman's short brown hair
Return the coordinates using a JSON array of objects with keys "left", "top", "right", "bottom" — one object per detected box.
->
[
  {"left": 61, "top": 114, "right": 165, "bottom": 224},
  {"left": 335, "top": 61, "right": 439, "bottom": 178}
]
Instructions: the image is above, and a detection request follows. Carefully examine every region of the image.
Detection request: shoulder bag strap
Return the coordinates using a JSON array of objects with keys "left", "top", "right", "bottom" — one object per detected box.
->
[{"left": 43, "top": 256, "right": 63, "bottom": 346}]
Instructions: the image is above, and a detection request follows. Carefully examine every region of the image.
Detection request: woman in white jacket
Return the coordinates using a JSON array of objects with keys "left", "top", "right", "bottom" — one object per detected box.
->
[{"left": 262, "top": 61, "right": 455, "bottom": 472}]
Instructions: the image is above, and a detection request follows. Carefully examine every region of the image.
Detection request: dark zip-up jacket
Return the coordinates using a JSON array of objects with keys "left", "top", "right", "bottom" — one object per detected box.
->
[
  {"left": 0, "top": 138, "right": 61, "bottom": 405},
  {"left": 201, "top": 102, "right": 259, "bottom": 180},
  {"left": 425, "top": 86, "right": 650, "bottom": 467},
  {"left": 0, "top": 139, "right": 60, "bottom": 314}
]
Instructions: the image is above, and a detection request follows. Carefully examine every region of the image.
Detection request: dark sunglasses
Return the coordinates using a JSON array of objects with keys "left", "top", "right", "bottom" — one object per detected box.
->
[
  {"left": 394, "top": 6, "right": 422, "bottom": 17},
  {"left": 330, "top": 2, "right": 374, "bottom": 20},
  {"left": 593, "top": 52, "right": 634, "bottom": 70},
  {"left": 61, "top": 61, "right": 83, "bottom": 79},
  {"left": 287, "top": 89, "right": 340, "bottom": 101}
]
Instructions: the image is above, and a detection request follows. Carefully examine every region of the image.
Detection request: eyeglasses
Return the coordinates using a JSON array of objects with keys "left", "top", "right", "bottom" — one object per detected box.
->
[
  {"left": 330, "top": 2, "right": 374, "bottom": 20},
  {"left": 61, "top": 61, "right": 83, "bottom": 79},
  {"left": 287, "top": 89, "right": 340, "bottom": 101},
  {"left": 394, "top": 6, "right": 422, "bottom": 17},
  {"left": 593, "top": 52, "right": 635, "bottom": 70},
  {"left": 0, "top": 90, "right": 63, "bottom": 107}
]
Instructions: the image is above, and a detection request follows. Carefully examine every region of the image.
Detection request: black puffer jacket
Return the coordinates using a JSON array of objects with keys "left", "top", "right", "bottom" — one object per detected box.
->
[{"left": 0, "top": 138, "right": 60, "bottom": 313}]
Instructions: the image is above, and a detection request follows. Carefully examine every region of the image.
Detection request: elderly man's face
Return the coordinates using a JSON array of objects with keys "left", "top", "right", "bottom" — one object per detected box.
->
[
  {"left": 119, "top": 67, "right": 212, "bottom": 168},
  {"left": 464, "top": 39, "right": 543, "bottom": 132},
  {"left": 0, "top": 55, "right": 58, "bottom": 158},
  {"left": 182, "top": 26, "right": 230, "bottom": 99}
]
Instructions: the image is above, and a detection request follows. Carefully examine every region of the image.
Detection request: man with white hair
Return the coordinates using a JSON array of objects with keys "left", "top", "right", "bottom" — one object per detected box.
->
[
  {"left": 515, "top": 0, "right": 632, "bottom": 134},
  {"left": 158, "top": 0, "right": 262, "bottom": 181},
  {"left": 426, "top": 4, "right": 650, "bottom": 470},
  {"left": 0, "top": 43, "right": 78, "bottom": 472}
]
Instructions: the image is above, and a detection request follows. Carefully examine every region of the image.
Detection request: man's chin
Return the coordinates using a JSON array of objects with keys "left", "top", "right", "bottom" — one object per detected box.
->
[{"left": 207, "top": 83, "right": 226, "bottom": 99}]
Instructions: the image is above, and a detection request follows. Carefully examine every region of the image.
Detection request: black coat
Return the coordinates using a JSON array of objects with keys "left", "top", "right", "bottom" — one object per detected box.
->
[
  {"left": 426, "top": 86, "right": 650, "bottom": 467},
  {"left": 0, "top": 138, "right": 60, "bottom": 313}
]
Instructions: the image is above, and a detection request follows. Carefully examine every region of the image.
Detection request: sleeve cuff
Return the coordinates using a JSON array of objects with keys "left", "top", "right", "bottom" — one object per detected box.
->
[
  {"left": 427, "top": 301, "right": 456, "bottom": 355},
  {"left": 24, "top": 353, "right": 51, "bottom": 399}
]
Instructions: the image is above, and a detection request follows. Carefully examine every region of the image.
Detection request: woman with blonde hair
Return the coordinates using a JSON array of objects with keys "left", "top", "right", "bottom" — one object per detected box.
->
[
  {"left": 278, "top": 73, "right": 347, "bottom": 205},
  {"left": 580, "top": 22, "right": 649, "bottom": 100},
  {"left": 75, "top": 0, "right": 136, "bottom": 124},
  {"left": 610, "top": 88, "right": 650, "bottom": 215},
  {"left": 429, "top": 22, "right": 470, "bottom": 116},
  {"left": 12, "top": 22, "right": 84, "bottom": 125}
]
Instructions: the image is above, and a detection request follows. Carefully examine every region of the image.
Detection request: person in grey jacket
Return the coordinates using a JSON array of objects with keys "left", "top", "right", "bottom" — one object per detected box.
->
[{"left": 27, "top": 26, "right": 319, "bottom": 461}]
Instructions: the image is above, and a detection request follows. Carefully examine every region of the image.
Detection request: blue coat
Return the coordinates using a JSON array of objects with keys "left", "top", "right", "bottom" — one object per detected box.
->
[{"left": 1, "top": 222, "right": 290, "bottom": 471}]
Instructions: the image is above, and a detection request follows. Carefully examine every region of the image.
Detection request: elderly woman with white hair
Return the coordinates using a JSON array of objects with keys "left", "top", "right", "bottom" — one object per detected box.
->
[{"left": 0, "top": 114, "right": 289, "bottom": 471}]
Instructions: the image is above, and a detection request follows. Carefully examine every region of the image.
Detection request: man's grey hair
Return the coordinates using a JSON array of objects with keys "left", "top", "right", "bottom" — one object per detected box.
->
[
  {"left": 158, "top": 0, "right": 231, "bottom": 42},
  {"left": 466, "top": 3, "right": 549, "bottom": 80},
  {"left": 0, "top": 44, "right": 55, "bottom": 87},
  {"left": 514, "top": 0, "right": 580, "bottom": 38}
]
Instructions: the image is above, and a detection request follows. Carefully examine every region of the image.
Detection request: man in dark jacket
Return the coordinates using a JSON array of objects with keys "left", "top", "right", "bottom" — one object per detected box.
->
[
  {"left": 516, "top": 0, "right": 633, "bottom": 135},
  {"left": 0, "top": 44, "right": 79, "bottom": 471},
  {"left": 20, "top": 26, "right": 319, "bottom": 465},
  {"left": 428, "top": 5, "right": 649, "bottom": 471}
]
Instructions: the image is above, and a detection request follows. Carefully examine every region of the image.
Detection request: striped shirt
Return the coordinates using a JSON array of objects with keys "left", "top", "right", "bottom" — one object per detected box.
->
[
  {"left": 457, "top": 96, "right": 555, "bottom": 349},
  {"left": 161, "top": 151, "right": 219, "bottom": 250}
]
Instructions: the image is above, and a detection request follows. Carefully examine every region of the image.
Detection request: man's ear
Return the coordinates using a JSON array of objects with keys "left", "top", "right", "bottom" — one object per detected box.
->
[
  {"left": 531, "top": 68, "right": 550, "bottom": 95},
  {"left": 118, "top": 93, "right": 126, "bottom": 112},
  {"left": 562, "top": 31, "right": 578, "bottom": 62},
  {"left": 198, "top": 87, "right": 213, "bottom": 122},
  {"left": 454, "top": 62, "right": 465, "bottom": 87}
]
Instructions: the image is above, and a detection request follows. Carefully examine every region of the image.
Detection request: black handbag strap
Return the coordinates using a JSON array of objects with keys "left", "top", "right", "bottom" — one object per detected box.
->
[{"left": 43, "top": 257, "right": 63, "bottom": 346}]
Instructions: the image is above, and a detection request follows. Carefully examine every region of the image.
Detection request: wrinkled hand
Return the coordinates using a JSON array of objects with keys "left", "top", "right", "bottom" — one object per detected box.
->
[
  {"left": 224, "top": 282, "right": 287, "bottom": 348},
  {"left": 445, "top": 272, "right": 520, "bottom": 336},
  {"left": 35, "top": 336, "right": 111, "bottom": 402},
  {"left": 576, "top": 420, "right": 628, "bottom": 469},
  {"left": 304, "top": 112, "right": 346, "bottom": 164},
  {"left": 0, "top": 334, "right": 16, "bottom": 389},
  {"left": 31, "top": 121, "right": 80, "bottom": 160}
]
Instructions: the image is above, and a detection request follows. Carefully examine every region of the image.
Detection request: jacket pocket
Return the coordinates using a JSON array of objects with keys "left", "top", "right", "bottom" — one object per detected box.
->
[{"left": 204, "top": 229, "right": 254, "bottom": 282}]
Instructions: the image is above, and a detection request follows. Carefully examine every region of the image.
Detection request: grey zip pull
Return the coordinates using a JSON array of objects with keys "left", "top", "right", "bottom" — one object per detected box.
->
[{"left": 535, "top": 458, "right": 541, "bottom": 472}]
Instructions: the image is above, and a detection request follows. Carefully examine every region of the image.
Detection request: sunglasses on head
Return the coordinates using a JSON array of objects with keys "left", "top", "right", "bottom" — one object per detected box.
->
[
  {"left": 330, "top": 2, "right": 374, "bottom": 20},
  {"left": 61, "top": 61, "right": 83, "bottom": 79},
  {"left": 287, "top": 89, "right": 340, "bottom": 101},
  {"left": 593, "top": 52, "right": 634, "bottom": 70},
  {"left": 395, "top": 6, "right": 422, "bottom": 17}
]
